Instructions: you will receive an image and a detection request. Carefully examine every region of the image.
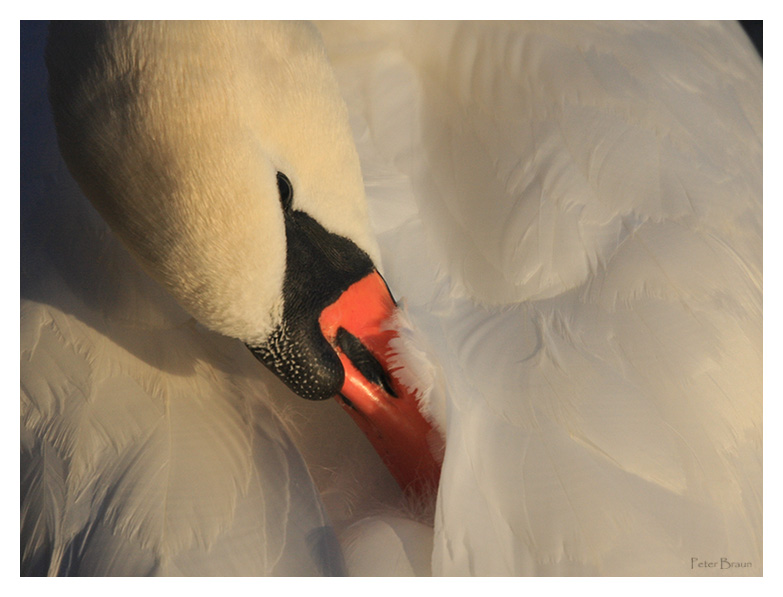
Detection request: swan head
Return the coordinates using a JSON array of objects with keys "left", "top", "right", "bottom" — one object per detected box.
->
[{"left": 45, "top": 21, "right": 441, "bottom": 497}]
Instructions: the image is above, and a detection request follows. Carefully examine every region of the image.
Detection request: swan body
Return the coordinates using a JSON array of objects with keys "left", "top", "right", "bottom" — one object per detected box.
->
[
  {"left": 320, "top": 20, "right": 762, "bottom": 576},
  {"left": 21, "top": 20, "right": 762, "bottom": 576}
]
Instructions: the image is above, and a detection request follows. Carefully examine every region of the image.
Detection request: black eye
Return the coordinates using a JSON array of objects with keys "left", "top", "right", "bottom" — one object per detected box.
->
[{"left": 277, "top": 172, "right": 293, "bottom": 212}]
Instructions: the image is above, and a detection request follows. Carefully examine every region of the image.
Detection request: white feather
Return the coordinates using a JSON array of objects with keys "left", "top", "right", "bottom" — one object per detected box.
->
[
  {"left": 385, "top": 304, "right": 448, "bottom": 439},
  {"left": 22, "top": 20, "right": 762, "bottom": 577},
  {"left": 22, "top": 23, "right": 341, "bottom": 575},
  {"left": 318, "top": 20, "right": 762, "bottom": 575}
]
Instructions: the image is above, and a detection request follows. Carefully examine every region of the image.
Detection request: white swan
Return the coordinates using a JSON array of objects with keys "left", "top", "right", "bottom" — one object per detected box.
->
[
  {"left": 21, "top": 20, "right": 762, "bottom": 576},
  {"left": 22, "top": 20, "right": 436, "bottom": 576}
]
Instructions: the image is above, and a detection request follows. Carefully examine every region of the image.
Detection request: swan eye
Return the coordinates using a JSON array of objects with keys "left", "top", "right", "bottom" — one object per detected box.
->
[{"left": 277, "top": 172, "right": 293, "bottom": 211}]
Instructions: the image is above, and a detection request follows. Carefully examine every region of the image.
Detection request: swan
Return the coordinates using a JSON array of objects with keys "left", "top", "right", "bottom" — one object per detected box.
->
[
  {"left": 22, "top": 20, "right": 438, "bottom": 576},
  {"left": 20, "top": 20, "right": 762, "bottom": 576}
]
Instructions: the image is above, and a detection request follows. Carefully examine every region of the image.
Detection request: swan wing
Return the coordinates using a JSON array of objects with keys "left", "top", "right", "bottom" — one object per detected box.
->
[{"left": 319, "top": 20, "right": 762, "bottom": 575}]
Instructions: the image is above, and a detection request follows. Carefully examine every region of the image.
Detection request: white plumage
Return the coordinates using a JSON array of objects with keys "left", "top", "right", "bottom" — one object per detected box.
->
[{"left": 20, "top": 20, "right": 762, "bottom": 576}]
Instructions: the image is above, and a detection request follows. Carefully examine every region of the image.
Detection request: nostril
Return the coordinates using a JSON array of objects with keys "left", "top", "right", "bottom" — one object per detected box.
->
[{"left": 335, "top": 327, "right": 397, "bottom": 398}]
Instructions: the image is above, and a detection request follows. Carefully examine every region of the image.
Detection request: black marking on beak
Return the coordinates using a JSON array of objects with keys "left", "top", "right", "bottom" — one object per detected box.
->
[
  {"left": 337, "top": 392, "right": 357, "bottom": 411},
  {"left": 248, "top": 205, "right": 376, "bottom": 402},
  {"left": 335, "top": 327, "right": 398, "bottom": 398}
]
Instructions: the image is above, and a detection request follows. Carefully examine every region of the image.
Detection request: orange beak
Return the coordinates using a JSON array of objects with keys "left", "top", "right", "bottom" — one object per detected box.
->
[{"left": 319, "top": 271, "right": 442, "bottom": 498}]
